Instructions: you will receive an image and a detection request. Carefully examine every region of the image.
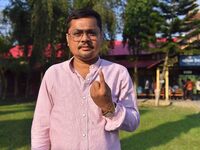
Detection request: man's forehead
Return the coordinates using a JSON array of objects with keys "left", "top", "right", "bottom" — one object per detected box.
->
[
  {"left": 69, "top": 18, "right": 99, "bottom": 30},
  {"left": 70, "top": 17, "right": 97, "bottom": 25}
]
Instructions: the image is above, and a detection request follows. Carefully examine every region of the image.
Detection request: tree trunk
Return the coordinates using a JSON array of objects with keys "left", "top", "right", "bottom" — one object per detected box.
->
[
  {"left": 25, "top": 73, "right": 30, "bottom": 98},
  {"left": 14, "top": 74, "right": 18, "bottom": 97},
  {"left": 2, "top": 72, "right": 8, "bottom": 100},
  {"left": 134, "top": 58, "right": 138, "bottom": 89},
  {"left": 155, "top": 52, "right": 169, "bottom": 106},
  {"left": 50, "top": 43, "right": 56, "bottom": 65},
  {"left": 0, "top": 70, "right": 3, "bottom": 98}
]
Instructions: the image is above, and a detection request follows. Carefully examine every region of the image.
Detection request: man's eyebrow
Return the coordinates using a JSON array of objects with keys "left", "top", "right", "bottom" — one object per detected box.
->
[{"left": 73, "top": 28, "right": 98, "bottom": 31}]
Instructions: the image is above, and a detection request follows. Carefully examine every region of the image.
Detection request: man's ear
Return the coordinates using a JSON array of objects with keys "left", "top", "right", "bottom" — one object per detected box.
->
[{"left": 66, "top": 34, "right": 69, "bottom": 46}]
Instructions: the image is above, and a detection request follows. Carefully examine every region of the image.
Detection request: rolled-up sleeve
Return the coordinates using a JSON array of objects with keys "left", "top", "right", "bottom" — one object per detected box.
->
[
  {"left": 104, "top": 68, "right": 140, "bottom": 132},
  {"left": 31, "top": 69, "right": 54, "bottom": 150}
]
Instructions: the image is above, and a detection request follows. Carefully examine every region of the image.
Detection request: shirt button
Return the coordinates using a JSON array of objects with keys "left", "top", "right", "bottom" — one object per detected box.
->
[
  {"left": 87, "top": 78, "right": 90, "bottom": 81},
  {"left": 82, "top": 134, "right": 86, "bottom": 137},
  {"left": 82, "top": 113, "right": 86, "bottom": 117},
  {"left": 83, "top": 96, "right": 86, "bottom": 100},
  {"left": 91, "top": 65, "right": 94, "bottom": 69}
]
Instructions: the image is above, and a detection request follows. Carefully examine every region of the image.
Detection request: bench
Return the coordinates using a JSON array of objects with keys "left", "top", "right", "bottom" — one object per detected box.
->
[{"left": 137, "top": 89, "right": 183, "bottom": 99}]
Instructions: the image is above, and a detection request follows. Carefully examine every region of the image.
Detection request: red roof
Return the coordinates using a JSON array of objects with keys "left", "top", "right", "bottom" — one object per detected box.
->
[
  {"left": 108, "top": 38, "right": 178, "bottom": 56},
  {"left": 7, "top": 44, "right": 66, "bottom": 58},
  {"left": 9, "top": 45, "right": 32, "bottom": 58},
  {"left": 5, "top": 38, "right": 177, "bottom": 58},
  {"left": 108, "top": 41, "right": 130, "bottom": 55},
  {"left": 115, "top": 60, "right": 163, "bottom": 69}
]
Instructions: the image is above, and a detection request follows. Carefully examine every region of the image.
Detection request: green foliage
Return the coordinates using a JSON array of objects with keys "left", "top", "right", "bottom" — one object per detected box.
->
[
  {"left": 3, "top": 0, "right": 32, "bottom": 56},
  {"left": 123, "top": 0, "right": 162, "bottom": 54},
  {"left": 0, "top": 35, "right": 12, "bottom": 53},
  {"left": 158, "top": 0, "right": 200, "bottom": 55},
  {"left": 30, "top": 0, "right": 54, "bottom": 66},
  {"left": 29, "top": 0, "right": 70, "bottom": 66},
  {"left": 7, "top": 58, "right": 30, "bottom": 74}
]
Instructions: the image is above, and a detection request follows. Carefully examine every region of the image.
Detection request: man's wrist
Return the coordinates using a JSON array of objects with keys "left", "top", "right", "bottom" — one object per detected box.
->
[{"left": 102, "top": 102, "right": 116, "bottom": 117}]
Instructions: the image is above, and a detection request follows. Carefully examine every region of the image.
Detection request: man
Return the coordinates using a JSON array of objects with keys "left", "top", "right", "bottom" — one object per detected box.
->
[
  {"left": 31, "top": 8, "right": 140, "bottom": 150},
  {"left": 144, "top": 79, "right": 150, "bottom": 99},
  {"left": 185, "top": 78, "right": 193, "bottom": 100}
]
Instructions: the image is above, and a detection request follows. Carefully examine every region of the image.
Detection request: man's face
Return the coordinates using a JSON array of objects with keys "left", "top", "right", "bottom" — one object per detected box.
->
[{"left": 66, "top": 17, "right": 102, "bottom": 63}]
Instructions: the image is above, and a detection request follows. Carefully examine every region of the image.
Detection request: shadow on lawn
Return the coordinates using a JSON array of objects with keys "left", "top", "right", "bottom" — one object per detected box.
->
[
  {"left": 121, "top": 113, "right": 200, "bottom": 150},
  {"left": 0, "top": 118, "right": 33, "bottom": 149},
  {"left": 138, "top": 108, "right": 149, "bottom": 116},
  {"left": 0, "top": 104, "right": 35, "bottom": 116},
  {"left": 0, "top": 107, "right": 34, "bottom": 115}
]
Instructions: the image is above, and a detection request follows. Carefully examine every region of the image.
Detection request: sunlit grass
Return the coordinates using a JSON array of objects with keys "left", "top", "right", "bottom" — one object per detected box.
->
[
  {"left": 0, "top": 101, "right": 199, "bottom": 150},
  {"left": 120, "top": 106, "right": 200, "bottom": 150},
  {"left": 0, "top": 102, "right": 35, "bottom": 150}
]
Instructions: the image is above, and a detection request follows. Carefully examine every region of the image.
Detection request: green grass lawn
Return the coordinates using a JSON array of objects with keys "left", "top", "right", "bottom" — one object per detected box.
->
[
  {"left": 0, "top": 102, "right": 34, "bottom": 150},
  {"left": 0, "top": 102, "right": 200, "bottom": 150},
  {"left": 120, "top": 106, "right": 200, "bottom": 150}
]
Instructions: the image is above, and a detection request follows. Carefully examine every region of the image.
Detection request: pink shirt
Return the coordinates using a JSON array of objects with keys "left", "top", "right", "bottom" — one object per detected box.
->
[{"left": 31, "top": 58, "right": 140, "bottom": 150}]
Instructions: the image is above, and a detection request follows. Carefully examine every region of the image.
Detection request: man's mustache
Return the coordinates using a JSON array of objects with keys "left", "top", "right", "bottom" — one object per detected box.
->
[{"left": 78, "top": 42, "right": 94, "bottom": 49}]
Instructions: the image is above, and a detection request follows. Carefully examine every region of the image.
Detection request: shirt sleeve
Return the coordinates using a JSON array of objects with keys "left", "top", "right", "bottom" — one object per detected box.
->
[
  {"left": 104, "top": 68, "right": 140, "bottom": 132},
  {"left": 31, "top": 68, "right": 54, "bottom": 150}
]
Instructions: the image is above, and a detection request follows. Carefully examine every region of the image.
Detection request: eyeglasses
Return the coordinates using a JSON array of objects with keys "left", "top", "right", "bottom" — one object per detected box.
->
[{"left": 67, "top": 29, "right": 100, "bottom": 42}]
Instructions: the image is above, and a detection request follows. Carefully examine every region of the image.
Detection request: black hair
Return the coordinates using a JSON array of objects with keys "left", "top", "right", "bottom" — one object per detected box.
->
[{"left": 66, "top": 8, "right": 102, "bottom": 33}]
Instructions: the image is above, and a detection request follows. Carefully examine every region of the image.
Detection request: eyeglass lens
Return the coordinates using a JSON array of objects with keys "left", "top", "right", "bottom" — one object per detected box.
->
[{"left": 69, "top": 29, "right": 99, "bottom": 41}]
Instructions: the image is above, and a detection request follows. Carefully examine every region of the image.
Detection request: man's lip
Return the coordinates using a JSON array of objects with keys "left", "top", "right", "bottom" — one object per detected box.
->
[{"left": 80, "top": 46, "right": 91, "bottom": 50}]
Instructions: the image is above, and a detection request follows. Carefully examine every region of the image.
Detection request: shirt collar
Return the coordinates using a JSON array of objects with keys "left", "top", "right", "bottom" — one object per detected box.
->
[{"left": 68, "top": 56, "right": 101, "bottom": 73}]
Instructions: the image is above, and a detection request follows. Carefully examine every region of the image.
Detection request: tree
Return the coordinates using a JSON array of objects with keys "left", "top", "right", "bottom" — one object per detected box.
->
[
  {"left": 0, "top": 35, "right": 12, "bottom": 99},
  {"left": 155, "top": 0, "right": 200, "bottom": 105},
  {"left": 179, "top": 3, "right": 200, "bottom": 54},
  {"left": 30, "top": 0, "right": 53, "bottom": 67},
  {"left": 122, "top": 0, "right": 162, "bottom": 87},
  {"left": 3, "top": 0, "right": 32, "bottom": 57},
  {"left": 3, "top": 0, "right": 32, "bottom": 97},
  {"left": 31, "top": 0, "right": 69, "bottom": 67}
]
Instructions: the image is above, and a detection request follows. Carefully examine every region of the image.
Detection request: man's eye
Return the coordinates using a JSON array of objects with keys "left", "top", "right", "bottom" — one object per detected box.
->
[
  {"left": 73, "top": 32, "right": 82, "bottom": 37},
  {"left": 88, "top": 31, "right": 97, "bottom": 36}
]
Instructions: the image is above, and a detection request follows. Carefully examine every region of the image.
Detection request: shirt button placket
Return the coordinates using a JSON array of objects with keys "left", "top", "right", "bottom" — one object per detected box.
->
[
  {"left": 82, "top": 95, "right": 87, "bottom": 147},
  {"left": 82, "top": 96, "right": 86, "bottom": 105},
  {"left": 86, "top": 78, "right": 90, "bottom": 84},
  {"left": 82, "top": 113, "right": 86, "bottom": 117},
  {"left": 82, "top": 79, "right": 90, "bottom": 149}
]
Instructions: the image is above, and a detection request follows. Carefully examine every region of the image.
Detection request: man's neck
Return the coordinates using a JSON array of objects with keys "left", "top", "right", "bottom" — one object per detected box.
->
[{"left": 72, "top": 57, "right": 98, "bottom": 78}]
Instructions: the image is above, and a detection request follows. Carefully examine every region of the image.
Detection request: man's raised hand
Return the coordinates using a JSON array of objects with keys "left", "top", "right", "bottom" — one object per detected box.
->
[{"left": 90, "top": 70, "right": 113, "bottom": 112}]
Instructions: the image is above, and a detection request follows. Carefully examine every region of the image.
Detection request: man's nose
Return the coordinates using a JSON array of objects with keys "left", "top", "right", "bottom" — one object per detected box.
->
[{"left": 80, "top": 32, "right": 90, "bottom": 41}]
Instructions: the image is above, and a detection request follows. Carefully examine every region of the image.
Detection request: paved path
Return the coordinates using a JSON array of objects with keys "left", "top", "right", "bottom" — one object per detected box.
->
[
  {"left": 138, "top": 99, "right": 200, "bottom": 111},
  {"left": 172, "top": 100, "right": 200, "bottom": 110}
]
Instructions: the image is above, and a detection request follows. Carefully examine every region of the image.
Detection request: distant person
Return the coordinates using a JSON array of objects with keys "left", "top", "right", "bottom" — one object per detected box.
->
[
  {"left": 185, "top": 78, "right": 194, "bottom": 100},
  {"left": 144, "top": 80, "right": 150, "bottom": 99},
  {"left": 171, "top": 84, "right": 179, "bottom": 100},
  {"left": 31, "top": 8, "right": 140, "bottom": 150}
]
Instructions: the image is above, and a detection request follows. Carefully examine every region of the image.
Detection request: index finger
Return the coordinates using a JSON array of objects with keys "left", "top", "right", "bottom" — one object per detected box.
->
[{"left": 99, "top": 69, "right": 105, "bottom": 84}]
